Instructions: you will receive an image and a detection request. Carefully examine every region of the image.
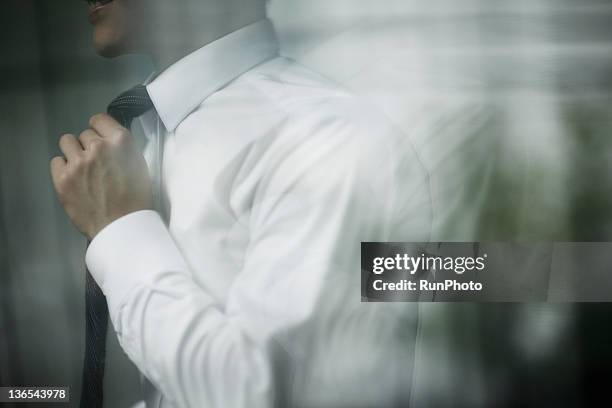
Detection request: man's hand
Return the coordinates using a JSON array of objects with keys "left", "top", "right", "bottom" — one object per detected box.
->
[{"left": 50, "top": 113, "right": 153, "bottom": 240}]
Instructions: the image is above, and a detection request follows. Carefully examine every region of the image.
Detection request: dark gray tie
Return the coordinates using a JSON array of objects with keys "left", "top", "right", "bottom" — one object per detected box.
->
[{"left": 80, "top": 84, "right": 153, "bottom": 408}]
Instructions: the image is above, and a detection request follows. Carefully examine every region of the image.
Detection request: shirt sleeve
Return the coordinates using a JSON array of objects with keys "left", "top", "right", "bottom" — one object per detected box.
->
[{"left": 85, "top": 113, "right": 431, "bottom": 407}]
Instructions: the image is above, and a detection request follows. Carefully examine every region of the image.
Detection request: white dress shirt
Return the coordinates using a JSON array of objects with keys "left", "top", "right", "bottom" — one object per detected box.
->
[{"left": 86, "top": 19, "right": 432, "bottom": 408}]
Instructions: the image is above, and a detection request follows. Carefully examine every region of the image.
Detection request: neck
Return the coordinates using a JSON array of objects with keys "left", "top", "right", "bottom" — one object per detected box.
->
[{"left": 146, "top": 8, "right": 266, "bottom": 72}]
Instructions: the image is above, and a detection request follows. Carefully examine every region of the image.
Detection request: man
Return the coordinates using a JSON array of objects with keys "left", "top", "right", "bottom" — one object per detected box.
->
[{"left": 51, "top": 0, "right": 432, "bottom": 406}]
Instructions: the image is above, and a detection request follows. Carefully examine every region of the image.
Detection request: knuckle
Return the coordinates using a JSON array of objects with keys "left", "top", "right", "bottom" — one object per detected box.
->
[
  {"left": 84, "top": 148, "right": 101, "bottom": 164},
  {"left": 89, "top": 113, "right": 102, "bottom": 127},
  {"left": 50, "top": 156, "right": 63, "bottom": 166},
  {"left": 89, "top": 138, "right": 104, "bottom": 152},
  {"left": 71, "top": 156, "right": 85, "bottom": 169},
  {"left": 82, "top": 153, "right": 95, "bottom": 165},
  {"left": 59, "top": 133, "right": 74, "bottom": 145}
]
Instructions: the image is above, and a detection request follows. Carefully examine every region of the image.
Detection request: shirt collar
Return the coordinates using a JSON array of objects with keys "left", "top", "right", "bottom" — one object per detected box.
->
[{"left": 146, "top": 19, "right": 279, "bottom": 132}]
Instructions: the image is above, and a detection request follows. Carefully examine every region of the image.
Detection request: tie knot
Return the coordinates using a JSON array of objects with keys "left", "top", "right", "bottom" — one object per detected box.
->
[{"left": 107, "top": 84, "right": 154, "bottom": 128}]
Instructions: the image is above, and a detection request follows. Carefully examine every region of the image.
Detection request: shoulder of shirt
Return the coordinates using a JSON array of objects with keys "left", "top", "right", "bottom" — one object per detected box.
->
[
  {"left": 175, "top": 57, "right": 416, "bottom": 182},
  {"left": 242, "top": 58, "right": 410, "bottom": 157},
  {"left": 182, "top": 56, "right": 398, "bottom": 143}
]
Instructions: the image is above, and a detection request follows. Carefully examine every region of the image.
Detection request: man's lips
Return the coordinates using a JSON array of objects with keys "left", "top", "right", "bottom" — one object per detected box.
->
[{"left": 87, "top": 0, "right": 114, "bottom": 24}]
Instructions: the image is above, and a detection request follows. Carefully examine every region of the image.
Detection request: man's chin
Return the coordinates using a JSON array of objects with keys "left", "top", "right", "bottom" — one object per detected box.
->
[
  {"left": 92, "top": 33, "right": 128, "bottom": 58},
  {"left": 94, "top": 43, "right": 124, "bottom": 58}
]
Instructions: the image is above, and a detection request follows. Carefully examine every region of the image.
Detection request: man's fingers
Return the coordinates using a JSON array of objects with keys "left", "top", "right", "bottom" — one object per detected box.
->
[
  {"left": 58, "top": 133, "right": 83, "bottom": 161},
  {"left": 89, "top": 113, "right": 126, "bottom": 140},
  {"left": 79, "top": 129, "right": 102, "bottom": 151}
]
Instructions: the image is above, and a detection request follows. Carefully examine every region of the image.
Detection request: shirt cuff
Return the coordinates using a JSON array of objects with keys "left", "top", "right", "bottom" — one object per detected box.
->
[{"left": 86, "top": 210, "right": 189, "bottom": 319}]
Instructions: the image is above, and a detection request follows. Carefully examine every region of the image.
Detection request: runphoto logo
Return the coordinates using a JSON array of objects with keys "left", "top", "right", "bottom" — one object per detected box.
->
[{"left": 372, "top": 253, "right": 487, "bottom": 275}]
